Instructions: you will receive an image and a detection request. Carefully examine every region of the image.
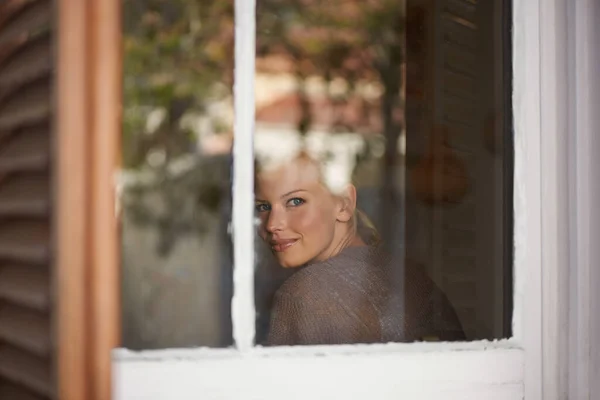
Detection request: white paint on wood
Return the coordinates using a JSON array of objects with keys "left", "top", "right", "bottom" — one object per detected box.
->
[
  {"left": 591, "top": 47, "right": 600, "bottom": 400},
  {"left": 511, "top": 1, "right": 543, "bottom": 399},
  {"left": 589, "top": 4, "right": 600, "bottom": 397},
  {"left": 113, "top": 346, "right": 523, "bottom": 400},
  {"left": 231, "top": 0, "right": 257, "bottom": 351},
  {"left": 539, "top": 0, "right": 569, "bottom": 399},
  {"left": 567, "top": 1, "right": 600, "bottom": 398}
]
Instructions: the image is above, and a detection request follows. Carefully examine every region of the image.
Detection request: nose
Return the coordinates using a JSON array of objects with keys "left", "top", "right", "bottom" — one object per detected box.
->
[{"left": 265, "top": 205, "right": 286, "bottom": 234}]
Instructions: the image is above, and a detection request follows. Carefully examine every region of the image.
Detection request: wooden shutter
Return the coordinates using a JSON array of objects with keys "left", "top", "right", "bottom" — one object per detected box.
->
[
  {"left": 406, "top": 0, "right": 509, "bottom": 339},
  {"left": 0, "top": 0, "right": 121, "bottom": 399},
  {"left": 0, "top": 0, "right": 55, "bottom": 399}
]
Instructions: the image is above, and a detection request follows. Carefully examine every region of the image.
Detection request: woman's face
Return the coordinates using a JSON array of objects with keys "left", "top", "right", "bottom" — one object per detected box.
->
[{"left": 255, "top": 158, "right": 350, "bottom": 268}]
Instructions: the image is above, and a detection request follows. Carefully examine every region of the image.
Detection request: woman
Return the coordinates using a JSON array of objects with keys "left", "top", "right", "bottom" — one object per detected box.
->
[{"left": 255, "top": 153, "right": 465, "bottom": 346}]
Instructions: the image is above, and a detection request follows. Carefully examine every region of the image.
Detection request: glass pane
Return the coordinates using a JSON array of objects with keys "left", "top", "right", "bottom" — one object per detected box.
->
[
  {"left": 120, "top": 0, "right": 234, "bottom": 349},
  {"left": 254, "top": 0, "right": 512, "bottom": 345}
]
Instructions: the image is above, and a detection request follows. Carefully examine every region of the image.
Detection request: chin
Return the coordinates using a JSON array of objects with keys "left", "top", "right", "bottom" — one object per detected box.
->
[
  {"left": 275, "top": 253, "right": 307, "bottom": 269},
  {"left": 277, "top": 258, "right": 303, "bottom": 268}
]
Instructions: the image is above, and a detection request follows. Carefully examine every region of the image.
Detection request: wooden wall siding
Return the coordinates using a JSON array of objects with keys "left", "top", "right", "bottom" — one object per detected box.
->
[{"left": 0, "top": 0, "right": 55, "bottom": 399}]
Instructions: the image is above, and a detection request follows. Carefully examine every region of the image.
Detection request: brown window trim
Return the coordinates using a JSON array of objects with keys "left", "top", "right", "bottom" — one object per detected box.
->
[{"left": 56, "top": 1, "right": 121, "bottom": 399}]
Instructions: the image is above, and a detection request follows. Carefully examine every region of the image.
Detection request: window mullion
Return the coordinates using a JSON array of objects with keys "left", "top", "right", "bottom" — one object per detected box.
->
[{"left": 231, "top": 0, "right": 257, "bottom": 351}]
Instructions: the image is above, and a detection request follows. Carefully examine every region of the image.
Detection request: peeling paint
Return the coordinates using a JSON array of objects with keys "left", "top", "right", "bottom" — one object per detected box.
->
[{"left": 113, "top": 338, "right": 520, "bottom": 362}]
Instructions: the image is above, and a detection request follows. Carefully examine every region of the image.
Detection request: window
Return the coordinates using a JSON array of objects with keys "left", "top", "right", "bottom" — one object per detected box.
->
[
  {"left": 48, "top": 0, "right": 600, "bottom": 398},
  {"left": 121, "top": 0, "right": 512, "bottom": 349}
]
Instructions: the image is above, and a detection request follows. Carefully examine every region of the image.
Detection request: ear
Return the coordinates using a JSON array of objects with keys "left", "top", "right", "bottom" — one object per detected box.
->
[{"left": 336, "top": 184, "right": 357, "bottom": 223}]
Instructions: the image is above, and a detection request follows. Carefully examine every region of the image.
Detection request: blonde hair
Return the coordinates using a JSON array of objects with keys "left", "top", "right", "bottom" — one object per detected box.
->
[{"left": 353, "top": 209, "right": 381, "bottom": 246}]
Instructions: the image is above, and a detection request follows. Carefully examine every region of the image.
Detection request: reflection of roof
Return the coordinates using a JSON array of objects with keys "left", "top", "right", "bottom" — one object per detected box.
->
[
  {"left": 256, "top": 55, "right": 295, "bottom": 75},
  {"left": 256, "top": 93, "right": 402, "bottom": 134}
]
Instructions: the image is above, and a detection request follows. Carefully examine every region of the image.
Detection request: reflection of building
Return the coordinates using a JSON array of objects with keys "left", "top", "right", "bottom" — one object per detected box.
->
[
  {"left": 194, "top": 67, "right": 400, "bottom": 180},
  {"left": 191, "top": 64, "right": 404, "bottom": 194},
  {"left": 255, "top": 90, "right": 381, "bottom": 192}
]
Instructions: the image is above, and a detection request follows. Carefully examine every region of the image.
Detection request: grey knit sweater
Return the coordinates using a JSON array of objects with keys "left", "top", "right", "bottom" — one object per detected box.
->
[{"left": 266, "top": 245, "right": 465, "bottom": 346}]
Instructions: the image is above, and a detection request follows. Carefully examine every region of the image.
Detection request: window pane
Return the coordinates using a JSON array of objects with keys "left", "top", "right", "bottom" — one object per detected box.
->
[
  {"left": 254, "top": 0, "right": 512, "bottom": 345},
  {"left": 120, "top": 0, "right": 234, "bottom": 349}
]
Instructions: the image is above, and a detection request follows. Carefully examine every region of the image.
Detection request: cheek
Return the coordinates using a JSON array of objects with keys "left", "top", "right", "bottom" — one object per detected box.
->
[{"left": 293, "top": 204, "right": 335, "bottom": 238}]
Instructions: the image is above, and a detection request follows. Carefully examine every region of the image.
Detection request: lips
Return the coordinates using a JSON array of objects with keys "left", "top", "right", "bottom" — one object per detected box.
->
[{"left": 270, "top": 239, "right": 298, "bottom": 252}]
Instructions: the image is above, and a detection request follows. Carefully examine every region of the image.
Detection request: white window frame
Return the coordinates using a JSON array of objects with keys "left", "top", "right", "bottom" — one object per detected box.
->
[{"left": 112, "top": 0, "right": 600, "bottom": 399}]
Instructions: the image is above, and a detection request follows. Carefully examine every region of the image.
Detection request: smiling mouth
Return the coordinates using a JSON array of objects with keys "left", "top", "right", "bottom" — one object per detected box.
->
[{"left": 271, "top": 239, "right": 298, "bottom": 252}]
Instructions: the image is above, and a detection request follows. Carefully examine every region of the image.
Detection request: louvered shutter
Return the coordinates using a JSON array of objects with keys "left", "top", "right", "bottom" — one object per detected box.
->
[
  {"left": 406, "top": 0, "right": 508, "bottom": 339},
  {"left": 0, "top": 0, "right": 55, "bottom": 399}
]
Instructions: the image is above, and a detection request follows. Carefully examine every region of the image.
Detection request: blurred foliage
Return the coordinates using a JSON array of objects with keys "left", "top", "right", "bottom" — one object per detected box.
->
[
  {"left": 123, "top": 0, "right": 234, "bottom": 169},
  {"left": 123, "top": 0, "right": 235, "bottom": 254},
  {"left": 256, "top": 0, "right": 405, "bottom": 135},
  {"left": 123, "top": 0, "right": 405, "bottom": 167},
  {"left": 257, "top": 0, "right": 404, "bottom": 80}
]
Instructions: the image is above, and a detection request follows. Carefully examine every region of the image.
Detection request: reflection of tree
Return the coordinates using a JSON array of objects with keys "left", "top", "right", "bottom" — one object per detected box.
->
[
  {"left": 123, "top": 0, "right": 235, "bottom": 254},
  {"left": 123, "top": 0, "right": 406, "bottom": 252},
  {"left": 123, "top": 0, "right": 234, "bottom": 169}
]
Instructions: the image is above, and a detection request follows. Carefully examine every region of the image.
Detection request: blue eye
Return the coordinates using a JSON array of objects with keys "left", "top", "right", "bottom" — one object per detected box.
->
[
  {"left": 255, "top": 203, "right": 270, "bottom": 213},
  {"left": 287, "top": 197, "right": 305, "bottom": 207}
]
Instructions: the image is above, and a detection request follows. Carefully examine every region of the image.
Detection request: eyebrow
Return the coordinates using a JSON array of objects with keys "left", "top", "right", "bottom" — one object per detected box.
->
[
  {"left": 280, "top": 189, "right": 307, "bottom": 199},
  {"left": 254, "top": 189, "right": 307, "bottom": 203}
]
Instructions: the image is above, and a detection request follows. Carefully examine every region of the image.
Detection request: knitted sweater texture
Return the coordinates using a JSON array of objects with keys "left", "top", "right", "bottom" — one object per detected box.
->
[{"left": 266, "top": 245, "right": 465, "bottom": 346}]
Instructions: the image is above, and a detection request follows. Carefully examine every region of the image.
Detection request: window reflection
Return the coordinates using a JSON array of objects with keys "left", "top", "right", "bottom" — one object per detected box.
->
[
  {"left": 121, "top": 0, "right": 234, "bottom": 349},
  {"left": 120, "top": 0, "right": 512, "bottom": 349},
  {"left": 255, "top": 0, "right": 512, "bottom": 344}
]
